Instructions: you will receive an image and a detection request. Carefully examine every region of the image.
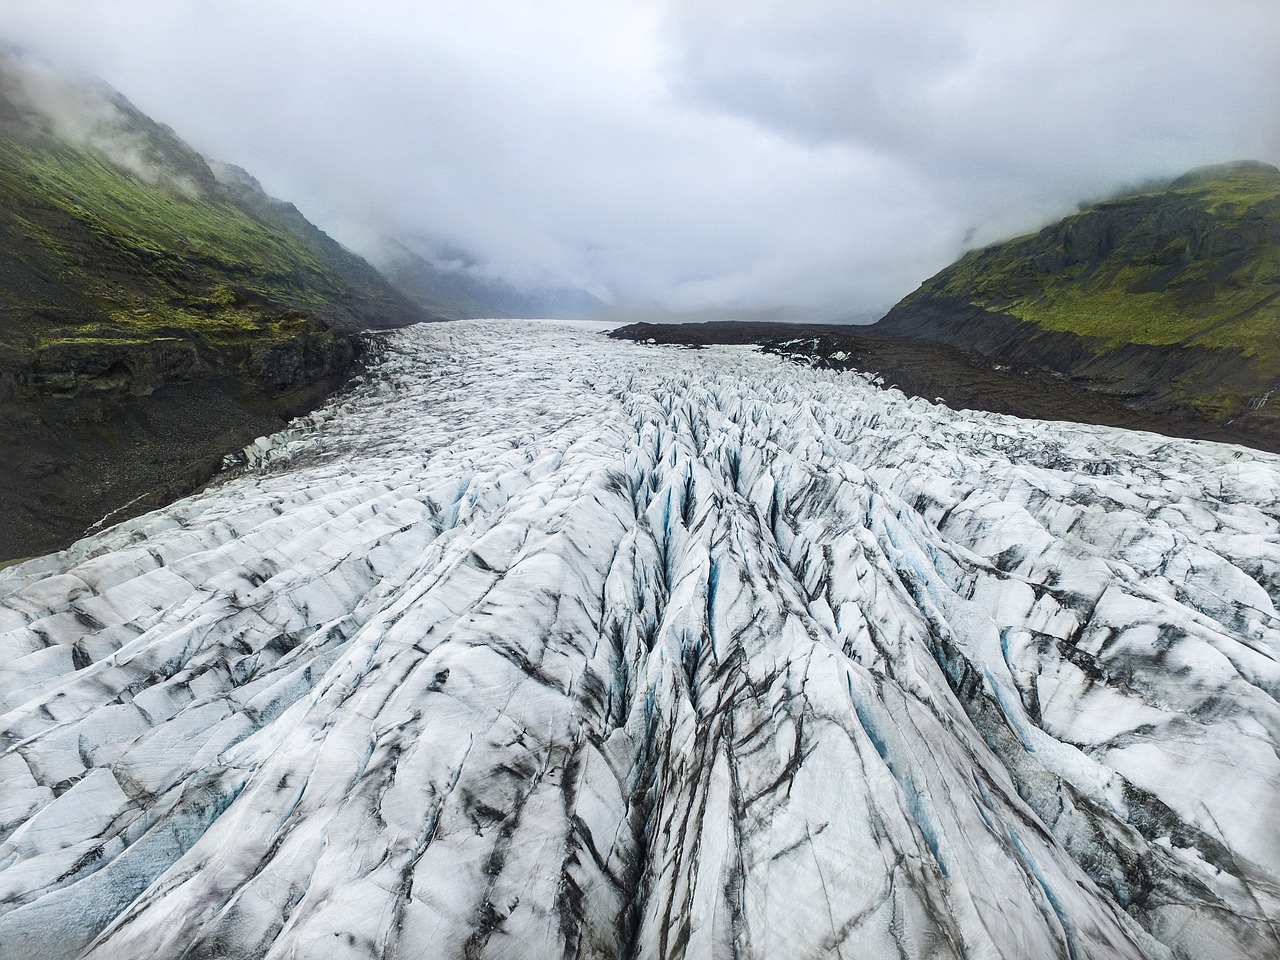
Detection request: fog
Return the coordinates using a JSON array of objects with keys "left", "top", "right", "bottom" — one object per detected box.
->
[{"left": 2, "top": 0, "right": 1276, "bottom": 318}]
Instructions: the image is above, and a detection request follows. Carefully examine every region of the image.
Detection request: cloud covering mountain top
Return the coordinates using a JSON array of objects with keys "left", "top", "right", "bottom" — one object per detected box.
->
[{"left": 2, "top": 0, "right": 1276, "bottom": 316}]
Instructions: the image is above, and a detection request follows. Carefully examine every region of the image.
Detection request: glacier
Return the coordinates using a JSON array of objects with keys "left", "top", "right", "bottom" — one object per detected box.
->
[{"left": 1, "top": 319, "right": 1278, "bottom": 960}]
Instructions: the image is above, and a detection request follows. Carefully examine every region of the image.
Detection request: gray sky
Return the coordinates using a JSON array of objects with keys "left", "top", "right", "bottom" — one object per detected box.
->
[{"left": 2, "top": 0, "right": 1277, "bottom": 317}]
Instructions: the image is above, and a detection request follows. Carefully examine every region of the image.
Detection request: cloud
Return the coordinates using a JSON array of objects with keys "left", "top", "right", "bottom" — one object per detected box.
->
[
  {"left": 665, "top": 2, "right": 1280, "bottom": 193},
  {"left": 1, "top": 0, "right": 1276, "bottom": 317},
  {"left": 0, "top": 46, "right": 209, "bottom": 194}
]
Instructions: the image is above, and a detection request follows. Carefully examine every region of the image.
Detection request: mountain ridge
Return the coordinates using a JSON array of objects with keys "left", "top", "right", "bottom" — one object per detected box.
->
[
  {"left": 873, "top": 160, "right": 1280, "bottom": 438},
  {"left": 0, "top": 48, "right": 430, "bottom": 559},
  {"left": 372, "top": 236, "right": 604, "bottom": 320}
]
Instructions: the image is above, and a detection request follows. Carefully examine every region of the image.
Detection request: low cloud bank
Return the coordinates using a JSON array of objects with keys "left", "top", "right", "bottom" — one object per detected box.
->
[{"left": 1, "top": 0, "right": 1276, "bottom": 317}]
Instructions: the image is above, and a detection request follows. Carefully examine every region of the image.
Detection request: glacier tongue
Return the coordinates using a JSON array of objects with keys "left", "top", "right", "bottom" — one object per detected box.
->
[{"left": 1, "top": 320, "right": 1278, "bottom": 960}]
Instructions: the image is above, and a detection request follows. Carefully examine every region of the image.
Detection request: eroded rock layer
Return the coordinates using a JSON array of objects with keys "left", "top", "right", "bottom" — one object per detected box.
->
[{"left": 1, "top": 321, "right": 1278, "bottom": 959}]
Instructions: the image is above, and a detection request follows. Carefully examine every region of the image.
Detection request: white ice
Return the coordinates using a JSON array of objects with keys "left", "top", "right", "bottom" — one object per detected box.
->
[{"left": 1, "top": 320, "right": 1278, "bottom": 960}]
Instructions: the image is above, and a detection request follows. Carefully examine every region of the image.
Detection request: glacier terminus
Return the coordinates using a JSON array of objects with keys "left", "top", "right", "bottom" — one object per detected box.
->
[{"left": 1, "top": 320, "right": 1278, "bottom": 959}]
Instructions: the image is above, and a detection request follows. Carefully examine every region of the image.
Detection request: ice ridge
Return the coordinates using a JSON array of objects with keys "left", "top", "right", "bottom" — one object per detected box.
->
[{"left": 1, "top": 320, "right": 1278, "bottom": 959}]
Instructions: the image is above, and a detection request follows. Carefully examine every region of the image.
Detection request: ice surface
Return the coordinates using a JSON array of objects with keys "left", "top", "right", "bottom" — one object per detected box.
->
[{"left": 1, "top": 320, "right": 1278, "bottom": 959}]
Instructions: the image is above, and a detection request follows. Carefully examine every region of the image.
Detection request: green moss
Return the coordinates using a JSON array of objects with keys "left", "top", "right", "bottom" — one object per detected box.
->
[
  {"left": 0, "top": 142, "right": 335, "bottom": 289},
  {"left": 0, "top": 135, "right": 358, "bottom": 365},
  {"left": 36, "top": 334, "right": 179, "bottom": 348},
  {"left": 1010, "top": 289, "right": 1207, "bottom": 344},
  {"left": 1175, "top": 169, "right": 1280, "bottom": 216}
]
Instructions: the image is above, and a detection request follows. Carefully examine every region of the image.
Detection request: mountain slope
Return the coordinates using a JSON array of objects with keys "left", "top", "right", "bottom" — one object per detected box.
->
[
  {"left": 875, "top": 161, "right": 1280, "bottom": 441},
  {"left": 1, "top": 322, "right": 1276, "bottom": 959},
  {"left": 0, "top": 49, "right": 430, "bottom": 559},
  {"left": 0, "top": 51, "right": 429, "bottom": 357},
  {"left": 374, "top": 238, "right": 604, "bottom": 320}
]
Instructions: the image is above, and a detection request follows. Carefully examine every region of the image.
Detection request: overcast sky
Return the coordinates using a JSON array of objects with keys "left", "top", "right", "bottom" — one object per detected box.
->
[{"left": 2, "top": 0, "right": 1277, "bottom": 317}]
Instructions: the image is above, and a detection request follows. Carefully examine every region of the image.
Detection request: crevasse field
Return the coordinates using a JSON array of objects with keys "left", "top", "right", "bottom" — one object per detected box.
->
[{"left": 1, "top": 321, "right": 1278, "bottom": 960}]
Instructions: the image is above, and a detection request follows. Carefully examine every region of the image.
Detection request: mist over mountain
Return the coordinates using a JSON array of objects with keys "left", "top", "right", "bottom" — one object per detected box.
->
[
  {"left": 608, "top": 160, "right": 1280, "bottom": 458},
  {"left": 372, "top": 237, "right": 603, "bottom": 321},
  {"left": 2, "top": 1, "right": 1276, "bottom": 316},
  {"left": 874, "top": 161, "right": 1280, "bottom": 445}
]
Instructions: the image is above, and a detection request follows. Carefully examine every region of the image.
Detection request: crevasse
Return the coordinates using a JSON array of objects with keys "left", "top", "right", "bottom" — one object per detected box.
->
[{"left": 0, "top": 320, "right": 1277, "bottom": 960}]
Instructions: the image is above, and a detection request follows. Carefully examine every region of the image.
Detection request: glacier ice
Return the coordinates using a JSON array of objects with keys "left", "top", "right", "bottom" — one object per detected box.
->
[{"left": 1, "top": 320, "right": 1278, "bottom": 959}]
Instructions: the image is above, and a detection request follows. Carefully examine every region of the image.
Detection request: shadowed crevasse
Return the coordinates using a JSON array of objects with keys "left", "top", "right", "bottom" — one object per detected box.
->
[{"left": 0, "top": 322, "right": 1277, "bottom": 959}]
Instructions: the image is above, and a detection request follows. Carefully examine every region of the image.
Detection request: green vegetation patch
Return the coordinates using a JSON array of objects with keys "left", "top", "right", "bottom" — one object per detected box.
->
[
  {"left": 103, "top": 306, "right": 316, "bottom": 344},
  {"left": 917, "top": 162, "right": 1280, "bottom": 373},
  {"left": 0, "top": 132, "right": 360, "bottom": 373},
  {"left": 0, "top": 140, "right": 337, "bottom": 294}
]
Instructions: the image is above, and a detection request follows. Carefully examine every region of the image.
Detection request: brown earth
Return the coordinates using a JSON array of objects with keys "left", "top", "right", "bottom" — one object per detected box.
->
[{"left": 0, "top": 338, "right": 364, "bottom": 563}]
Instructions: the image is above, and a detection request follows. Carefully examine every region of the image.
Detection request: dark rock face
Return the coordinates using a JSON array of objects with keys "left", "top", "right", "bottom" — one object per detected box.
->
[
  {"left": 0, "top": 320, "right": 367, "bottom": 561},
  {"left": 21, "top": 338, "right": 203, "bottom": 398},
  {"left": 875, "top": 296, "right": 1280, "bottom": 450},
  {"left": 0, "top": 333, "right": 365, "bottom": 562}
]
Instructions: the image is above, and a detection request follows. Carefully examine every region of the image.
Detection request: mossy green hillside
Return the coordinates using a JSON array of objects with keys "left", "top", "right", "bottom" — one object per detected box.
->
[
  {"left": 0, "top": 51, "right": 427, "bottom": 559},
  {"left": 906, "top": 162, "right": 1280, "bottom": 368},
  {"left": 0, "top": 137, "right": 348, "bottom": 352}
]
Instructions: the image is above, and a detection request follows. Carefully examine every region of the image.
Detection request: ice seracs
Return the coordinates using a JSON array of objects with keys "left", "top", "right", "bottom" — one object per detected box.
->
[{"left": 1, "top": 320, "right": 1277, "bottom": 959}]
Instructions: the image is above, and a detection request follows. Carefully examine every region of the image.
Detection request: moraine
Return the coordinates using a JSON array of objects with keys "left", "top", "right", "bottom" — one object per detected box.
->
[{"left": 1, "top": 320, "right": 1278, "bottom": 960}]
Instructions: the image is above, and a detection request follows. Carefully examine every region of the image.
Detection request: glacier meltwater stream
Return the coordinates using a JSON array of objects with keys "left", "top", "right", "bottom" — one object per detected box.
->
[{"left": 1, "top": 321, "right": 1278, "bottom": 960}]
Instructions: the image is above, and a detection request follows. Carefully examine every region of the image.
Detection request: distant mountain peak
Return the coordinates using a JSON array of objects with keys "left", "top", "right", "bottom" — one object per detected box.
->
[
  {"left": 373, "top": 236, "right": 604, "bottom": 321},
  {"left": 208, "top": 159, "right": 268, "bottom": 198}
]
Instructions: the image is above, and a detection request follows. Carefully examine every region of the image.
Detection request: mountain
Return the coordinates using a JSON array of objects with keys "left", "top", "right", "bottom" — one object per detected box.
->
[
  {"left": 873, "top": 161, "right": 1280, "bottom": 446},
  {"left": 374, "top": 237, "right": 604, "bottom": 320},
  {"left": 1, "top": 321, "right": 1277, "bottom": 959},
  {"left": 0, "top": 49, "right": 430, "bottom": 559}
]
